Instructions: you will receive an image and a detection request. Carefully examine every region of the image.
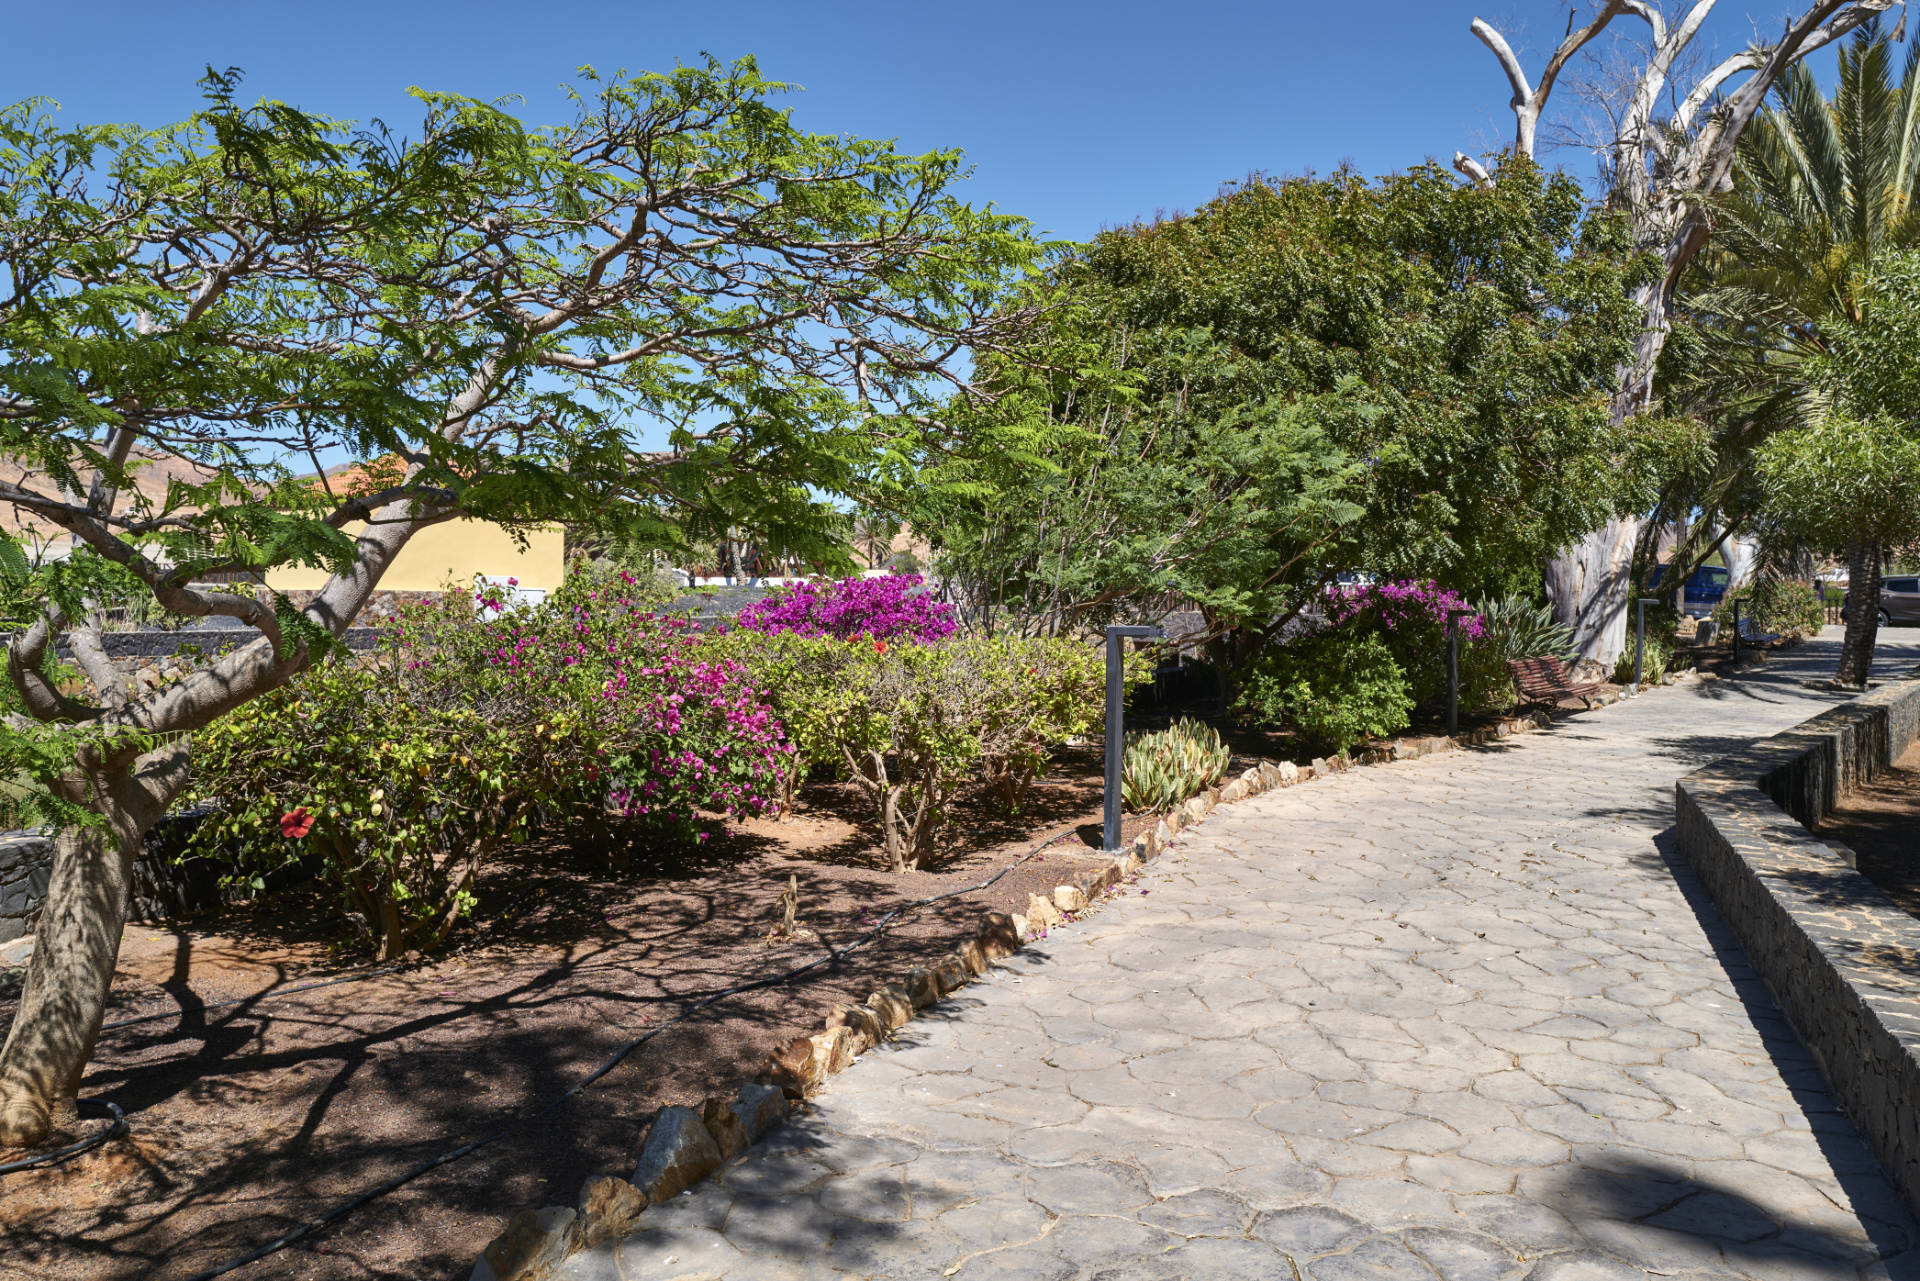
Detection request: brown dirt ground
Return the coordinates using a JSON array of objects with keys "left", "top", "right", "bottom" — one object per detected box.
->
[
  {"left": 1823, "top": 741, "right": 1920, "bottom": 916},
  {"left": 0, "top": 750, "right": 1169, "bottom": 1281}
]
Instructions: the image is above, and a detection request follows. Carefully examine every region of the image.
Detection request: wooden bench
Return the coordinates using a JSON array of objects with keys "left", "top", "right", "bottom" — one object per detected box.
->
[{"left": 1507, "top": 656, "right": 1606, "bottom": 711}]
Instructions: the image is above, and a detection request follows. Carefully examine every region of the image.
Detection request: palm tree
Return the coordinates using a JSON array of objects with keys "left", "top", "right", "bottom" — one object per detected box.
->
[{"left": 1675, "top": 25, "right": 1920, "bottom": 684}]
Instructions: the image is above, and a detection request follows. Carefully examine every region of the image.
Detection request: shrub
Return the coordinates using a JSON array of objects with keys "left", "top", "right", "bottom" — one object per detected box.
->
[
  {"left": 734, "top": 573, "right": 957, "bottom": 642},
  {"left": 1713, "top": 577, "right": 1825, "bottom": 640},
  {"left": 1236, "top": 628, "right": 1412, "bottom": 753},
  {"left": 693, "top": 627, "right": 881, "bottom": 810},
  {"left": 193, "top": 575, "right": 796, "bottom": 957},
  {"left": 969, "top": 635, "right": 1108, "bottom": 810},
  {"left": 1122, "top": 718, "right": 1231, "bottom": 813},
  {"left": 1611, "top": 632, "right": 1670, "bottom": 685},
  {"left": 1324, "top": 579, "right": 1485, "bottom": 706},
  {"left": 190, "top": 654, "right": 523, "bottom": 960}
]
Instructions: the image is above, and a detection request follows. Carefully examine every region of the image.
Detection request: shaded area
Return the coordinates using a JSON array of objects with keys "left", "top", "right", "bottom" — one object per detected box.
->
[
  {"left": 0, "top": 754, "right": 1125, "bottom": 1281},
  {"left": 1824, "top": 741, "right": 1920, "bottom": 920}
]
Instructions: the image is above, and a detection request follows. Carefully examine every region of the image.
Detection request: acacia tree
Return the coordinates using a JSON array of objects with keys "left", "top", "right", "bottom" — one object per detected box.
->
[
  {"left": 0, "top": 60, "right": 1039, "bottom": 1148},
  {"left": 1457, "top": 0, "right": 1896, "bottom": 666}
]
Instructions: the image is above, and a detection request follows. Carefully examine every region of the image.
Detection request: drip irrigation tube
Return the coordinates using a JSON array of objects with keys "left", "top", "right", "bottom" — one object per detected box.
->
[
  {"left": 0, "top": 1099, "right": 126, "bottom": 1176},
  {"left": 24, "top": 823, "right": 1086, "bottom": 1280}
]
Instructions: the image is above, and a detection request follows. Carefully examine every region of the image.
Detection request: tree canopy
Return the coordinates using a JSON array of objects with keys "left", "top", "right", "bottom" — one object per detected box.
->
[
  {"left": 904, "top": 158, "right": 1656, "bottom": 652},
  {"left": 0, "top": 58, "right": 1042, "bottom": 1147}
]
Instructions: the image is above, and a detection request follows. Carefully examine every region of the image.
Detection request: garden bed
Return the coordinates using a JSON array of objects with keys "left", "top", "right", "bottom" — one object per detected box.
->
[
  {"left": 1822, "top": 739, "right": 1920, "bottom": 918},
  {"left": 0, "top": 751, "right": 1149, "bottom": 1281}
]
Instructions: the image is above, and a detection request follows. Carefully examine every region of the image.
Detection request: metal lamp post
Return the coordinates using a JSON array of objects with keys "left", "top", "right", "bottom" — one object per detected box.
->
[
  {"left": 1631, "top": 597, "right": 1657, "bottom": 693},
  {"left": 1445, "top": 609, "right": 1473, "bottom": 736},
  {"left": 1104, "top": 624, "right": 1162, "bottom": 853}
]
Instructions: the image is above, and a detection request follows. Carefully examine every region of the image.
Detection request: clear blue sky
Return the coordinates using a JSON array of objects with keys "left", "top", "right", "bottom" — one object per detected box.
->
[{"left": 5, "top": 0, "right": 1842, "bottom": 244}]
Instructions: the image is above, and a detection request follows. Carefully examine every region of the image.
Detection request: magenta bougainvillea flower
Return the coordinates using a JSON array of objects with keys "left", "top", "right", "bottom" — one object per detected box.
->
[
  {"left": 1325, "top": 580, "right": 1485, "bottom": 640},
  {"left": 734, "top": 574, "right": 956, "bottom": 644}
]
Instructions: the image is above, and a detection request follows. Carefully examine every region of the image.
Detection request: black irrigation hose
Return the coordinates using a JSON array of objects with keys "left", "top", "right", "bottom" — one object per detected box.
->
[
  {"left": 0, "top": 1099, "right": 126, "bottom": 1176},
  {"left": 147, "top": 823, "right": 1088, "bottom": 1281}
]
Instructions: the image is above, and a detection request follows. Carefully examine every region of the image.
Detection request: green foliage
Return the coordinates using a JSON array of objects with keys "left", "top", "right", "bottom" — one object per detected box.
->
[
  {"left": 909, "top": 157, "right": 1650, "bottom": 641},
  {"left": 1611, "top": 633, "right": 1670, "bottom": 685},
  {"left": 1121, "top": 718, "right": 1231, "bottom": 814},
  {"left": 1235, "top": 629, "right": 1412, "bottom": 754},
  {"left": 188, "top": 655, "right": 520, "bottom": 960},
  {"left": 555, "top": 560, "right": 682, "bottom": 612},
  {"left": 828, "top": 635, "right": 1109, "bottom": 870},
  {"left": 1713, "top": 578, "right": 1827, "bottom": 639},
  {"left": 1753, "top": 406, "right": 1920, "bottom": 554},
  {"left": 965, "top": 634, "right": 1108, "bottom": 811},
  {"left": 1472, "top": 596, "right": 1577, "bottom": 663},
  {"left": 693, "top": 627, "right": 879, "bottom": 807},
  {"left": 1672, "top": 31, "right": 1920, "bottom": 573}
]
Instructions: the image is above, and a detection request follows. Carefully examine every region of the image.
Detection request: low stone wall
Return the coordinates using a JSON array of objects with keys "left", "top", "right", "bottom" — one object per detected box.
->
[
  {"left": 1675, "top": 673, "right": 1920, "bottom": 1221},
  {"left": 0, "top": 812, "right": 230, "bottom": 944}
]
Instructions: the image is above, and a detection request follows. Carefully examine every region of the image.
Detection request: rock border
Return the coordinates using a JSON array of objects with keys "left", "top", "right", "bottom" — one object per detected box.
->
[
  {"left": 1676, "top": 669, "right": 1920, "bottom": 1223},
  {"left": 467, "top": 676, "right": 1693, "bottom": 1279}
]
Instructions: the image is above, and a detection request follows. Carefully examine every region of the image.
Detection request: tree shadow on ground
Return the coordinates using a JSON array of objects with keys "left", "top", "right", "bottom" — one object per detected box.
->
[
  {"left": 1629, "top": 827, "right": 1920, "bottom": 1267},
  {"left": 0, "top": 782, "right": 1095, "bottom": 1281}
]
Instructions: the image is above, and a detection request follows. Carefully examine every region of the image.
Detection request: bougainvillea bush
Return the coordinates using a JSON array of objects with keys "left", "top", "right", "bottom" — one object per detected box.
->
[
  {"left": 733, "top": 573, "right": 957, "bottom": 642},
  {"left": 1324, "top": 579, "right": 1486, "bottom": 706},
  {"left": 192, "top": 575, "right": 795, "bottom": 956}
]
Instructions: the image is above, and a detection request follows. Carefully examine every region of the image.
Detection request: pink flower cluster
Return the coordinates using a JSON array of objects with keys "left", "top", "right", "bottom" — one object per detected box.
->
[
  {"left": 384, "top": 578, "right": 794, "bottom": 841},
  {"left": 1325, "top": 579, "right": 1486, "bottom": 640},
  {"left": 734, "top": 573, "right": 956, "bottom": 644}
]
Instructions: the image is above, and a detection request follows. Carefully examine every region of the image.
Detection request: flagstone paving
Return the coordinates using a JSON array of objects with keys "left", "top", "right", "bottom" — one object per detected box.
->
[{"left": 561, "top": 631, "right": 1920, "bottom": 1281}]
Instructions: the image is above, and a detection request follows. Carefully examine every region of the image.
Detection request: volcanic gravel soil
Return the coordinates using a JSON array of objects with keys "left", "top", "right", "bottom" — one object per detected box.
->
[{"left": 0, "top": 756, "right": 1160, "bottom": 1281}]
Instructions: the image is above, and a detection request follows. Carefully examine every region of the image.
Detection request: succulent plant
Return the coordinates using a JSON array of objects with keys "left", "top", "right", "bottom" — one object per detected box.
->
[
  {"left": 1122, "top": 717, "right": 1231, "bottom": 813},
  {"left": 1472, "top": 595, "right": 1577, "bottom": 663}
]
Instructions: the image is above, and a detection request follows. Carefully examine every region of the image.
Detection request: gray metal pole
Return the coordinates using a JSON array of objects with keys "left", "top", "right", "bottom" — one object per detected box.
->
[
  {"left": 1731, "top": 599, "right": 1742, "bottom": 661},
  {"left": 1104, "top": 624, "right": 1162, "bottom": 853},
  {"left": 1630, "top": 597, "right": 1661, "bottom": 693},
  {"left": 1446, "top": 609, "right": 1471, "bottom": 736}
]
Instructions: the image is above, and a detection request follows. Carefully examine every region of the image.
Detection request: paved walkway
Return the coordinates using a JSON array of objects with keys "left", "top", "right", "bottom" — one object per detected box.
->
[{"left": 563, "top": 632, "right": 1920, "bottom": 1281}]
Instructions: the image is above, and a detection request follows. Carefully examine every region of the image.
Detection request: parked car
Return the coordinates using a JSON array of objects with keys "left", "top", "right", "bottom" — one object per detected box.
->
[
  {"left": 1842, "top": 575, "right": 1920, "bottom": 626},
  {"left": 1648, "top": 562, "right": 1730, "bottom": 617}
]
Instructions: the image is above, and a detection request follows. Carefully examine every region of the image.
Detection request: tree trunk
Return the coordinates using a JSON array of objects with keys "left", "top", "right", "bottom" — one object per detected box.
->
[
  {"left": 1546, "top": 514, "right": 1642, "bottom": 671},
  {"left": 0, "top": 746, "right": 184, "bottom": 1148},
  {"left": 1724, "top": 533, "right": 1761, "bottom": 591},
  {"left": 1837, "top": 538, "right": 1882, "bottom": 687}
]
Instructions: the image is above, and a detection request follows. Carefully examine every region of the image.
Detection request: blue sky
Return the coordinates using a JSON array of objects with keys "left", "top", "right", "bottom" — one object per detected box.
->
[{"left": 5, "top": 0, "right": 1847, "bottom": 244}]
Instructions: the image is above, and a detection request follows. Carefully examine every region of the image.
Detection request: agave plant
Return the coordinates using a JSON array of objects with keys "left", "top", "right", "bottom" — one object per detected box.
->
[
  {"left": 1122, "top": 717, "right": 1231, "bottom": 813},
  {"left": 1472, "top": 595, "right": 1577, "bottom": 663}
]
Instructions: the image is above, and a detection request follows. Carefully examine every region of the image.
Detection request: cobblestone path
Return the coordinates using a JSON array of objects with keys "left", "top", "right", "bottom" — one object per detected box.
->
[{"left": 563, "top": 633, "right": 1920, "bottom": 1281}]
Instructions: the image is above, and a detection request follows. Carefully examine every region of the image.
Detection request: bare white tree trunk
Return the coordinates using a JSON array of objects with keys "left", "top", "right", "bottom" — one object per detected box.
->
[
  {"left": 1459, "top": 0, "right": 1893, "bottom": 667},
  {"left": 1724, "top": 532, "right": 1761, "bottom": 590},
  {"left": 1546, "top": 515, "right": 1642, "bottom": 670}
]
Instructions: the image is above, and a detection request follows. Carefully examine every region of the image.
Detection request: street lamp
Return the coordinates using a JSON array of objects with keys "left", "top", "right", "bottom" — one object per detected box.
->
[
  {"left": 1631, "top": 597, "right": 1658, "bottom": 693},
  {"left": 1104, "top": 624, "right": 1162, "bottom": 853},
  {"left": 1446, "top": 609, "right": 1473, "bottom": 735}
]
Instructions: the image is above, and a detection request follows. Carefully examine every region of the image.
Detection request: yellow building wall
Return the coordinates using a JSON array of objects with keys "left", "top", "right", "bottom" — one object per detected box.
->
[{"left": 267, "top": 521, "right": 566, "bottom": 593}]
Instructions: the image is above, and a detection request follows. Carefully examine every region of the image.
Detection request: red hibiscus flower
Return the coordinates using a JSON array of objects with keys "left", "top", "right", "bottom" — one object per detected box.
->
[
  {"left": 873, "top": 640, "right": 888, "bottom": 654},
  {"left": 279, "top": 808, "right": 314, "bottom": 840}
]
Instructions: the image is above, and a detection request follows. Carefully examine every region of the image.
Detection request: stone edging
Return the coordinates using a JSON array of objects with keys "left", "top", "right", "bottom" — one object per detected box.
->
[
  {"left": 468, "top": 675, "right": 1690, "bottom": 1279},
  {"left": 1675, "top": 670, "right": 1920, "bottom": 1223}
]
